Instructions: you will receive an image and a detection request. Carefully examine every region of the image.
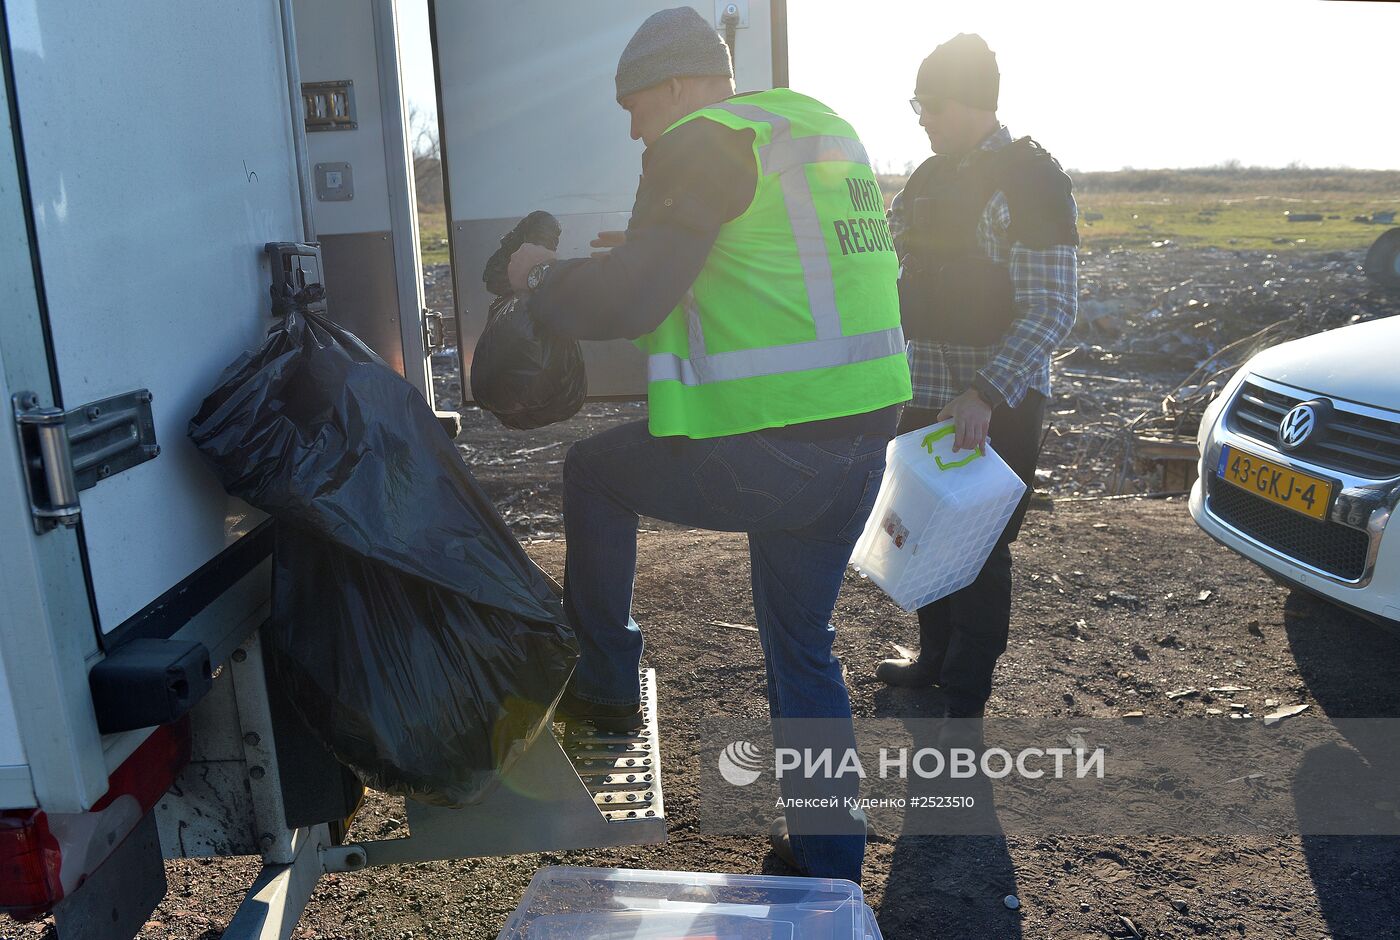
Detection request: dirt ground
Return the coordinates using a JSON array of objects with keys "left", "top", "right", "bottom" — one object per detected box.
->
[
  {"left": 128, "top": 498, "right": 1400, "bottom": 940},
  {"left": 7, "top": 249, "right": 1399, "bottom": 939}
]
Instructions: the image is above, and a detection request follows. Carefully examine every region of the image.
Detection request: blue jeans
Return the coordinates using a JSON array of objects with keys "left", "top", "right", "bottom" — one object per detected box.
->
[{"left": 561, "top": 419, "right": 889, "bottom": 883}]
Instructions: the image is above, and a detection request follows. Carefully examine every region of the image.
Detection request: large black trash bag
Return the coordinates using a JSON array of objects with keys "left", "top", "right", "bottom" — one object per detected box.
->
[
  {"left": 188, "top": 308, "right": 577, "bottom": 806},
  {"left": 471, "top": 210, "right": 587, "bottom": 430}
]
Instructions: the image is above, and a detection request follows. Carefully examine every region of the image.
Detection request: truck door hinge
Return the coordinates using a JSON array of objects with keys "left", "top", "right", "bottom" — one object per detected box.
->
[{"left": 12, "top": 389, "right": 159, "bottom": 534}]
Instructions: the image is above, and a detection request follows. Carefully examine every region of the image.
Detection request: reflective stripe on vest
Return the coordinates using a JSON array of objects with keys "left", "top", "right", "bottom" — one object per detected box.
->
[
  {"left": 645, "top": 100, "right": 900, "bottom": 387},
  {"left": 647, "top": 324, "right": 906, "bottom": 386}
]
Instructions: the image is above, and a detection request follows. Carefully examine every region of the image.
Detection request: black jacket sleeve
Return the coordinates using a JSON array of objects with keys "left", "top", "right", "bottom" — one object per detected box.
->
[{"left": 528, "top": 118, "right": 756, "bottom": 342}]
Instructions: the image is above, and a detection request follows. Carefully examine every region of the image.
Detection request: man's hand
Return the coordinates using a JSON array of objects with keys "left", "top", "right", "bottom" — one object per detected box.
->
[
  {"left": 507, "top": 243, "right": 556, "bottom": 293},
  {"left": 937, "top": 387, "right": 993, "bottom": 453},
  {"left": 590, "top": 230, "right": 626, "bottom": 259}
]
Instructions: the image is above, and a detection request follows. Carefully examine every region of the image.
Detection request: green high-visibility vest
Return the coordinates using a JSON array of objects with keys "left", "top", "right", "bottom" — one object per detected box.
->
[{"left": 637, "top": 88, "right": 912, "bottom": 439}]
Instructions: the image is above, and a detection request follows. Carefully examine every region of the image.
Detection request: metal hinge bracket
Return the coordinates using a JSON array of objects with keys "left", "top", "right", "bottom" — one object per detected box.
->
[
  {"left": 422, "top": 307, "right": 444, "bottom": 352},
  {"left": 12, "top": 389, "right": 159, "bottom": 534}
]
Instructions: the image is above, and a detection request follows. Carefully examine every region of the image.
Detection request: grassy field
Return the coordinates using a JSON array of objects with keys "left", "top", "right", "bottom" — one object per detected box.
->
[
  {"left": 1074, "top": 193, "right": 1396, "bottom": 251},
  {"left": 877, "top": 167, "right": 1399, "bottom": 252},
  {"left": 418, "top": 205, "right": 451, "bottom": 266},
  {"left": 416, "top": 169, "right": 1399, "bottom": 262}
]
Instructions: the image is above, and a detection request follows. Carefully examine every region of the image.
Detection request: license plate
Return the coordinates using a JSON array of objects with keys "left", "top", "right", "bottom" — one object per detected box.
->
[{"left": 1216, "top": 444, "right": 1332, "bottom": 521}]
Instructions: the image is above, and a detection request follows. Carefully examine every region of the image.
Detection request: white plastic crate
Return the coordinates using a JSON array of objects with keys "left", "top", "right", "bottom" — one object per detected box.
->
[
  {"left": 497, "top": 866, "right": 880, "bottom": 939},
  {"left": 849, "top": 420, "right": 1026, "bottom": 612}
]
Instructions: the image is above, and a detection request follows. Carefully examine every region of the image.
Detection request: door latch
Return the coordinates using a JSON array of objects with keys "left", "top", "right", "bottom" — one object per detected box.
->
[
  {"left": 422, "top": 307, "right": 445, "bottom": 352},
  {"left": 12, "top": 389, "right": 159, "bottom": 534}
]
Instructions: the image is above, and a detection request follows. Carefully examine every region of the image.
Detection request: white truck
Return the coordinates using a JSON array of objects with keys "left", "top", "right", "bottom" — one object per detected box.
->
[{"left": 0, "top": 2, "right": 786, "bottom": 937}]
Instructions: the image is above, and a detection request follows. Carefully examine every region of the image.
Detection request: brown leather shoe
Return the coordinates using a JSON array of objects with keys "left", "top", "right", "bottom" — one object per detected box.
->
[
  {"left": 768, "top": 815, "right": 804, "bottom": 873},
  {"left": 874, "top": 657, "right": 938, "bottom": 689}
]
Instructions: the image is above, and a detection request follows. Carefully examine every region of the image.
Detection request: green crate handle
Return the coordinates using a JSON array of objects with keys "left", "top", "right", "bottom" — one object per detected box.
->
[{"left": 921, "top": 426, "right": 984, "bottom": 471}]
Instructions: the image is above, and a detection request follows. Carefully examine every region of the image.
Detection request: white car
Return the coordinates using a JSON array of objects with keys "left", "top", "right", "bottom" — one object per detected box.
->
[{"left": 1190, "top": 315, "right": 1400, "bottom": 627}]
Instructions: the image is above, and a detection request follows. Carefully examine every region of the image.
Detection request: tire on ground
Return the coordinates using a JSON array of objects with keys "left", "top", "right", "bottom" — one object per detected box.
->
[{"left": 1363, "top": 226, "right": 1400, "bottom": 289}]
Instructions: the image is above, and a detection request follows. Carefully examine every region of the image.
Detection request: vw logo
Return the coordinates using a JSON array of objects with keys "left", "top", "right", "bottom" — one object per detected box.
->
[{"left": 1278, "top": 403, "right": 1318, "bottom": 450}]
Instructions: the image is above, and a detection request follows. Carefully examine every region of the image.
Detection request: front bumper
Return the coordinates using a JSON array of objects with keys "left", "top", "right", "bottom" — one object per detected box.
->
[{"left": 1189, "top": 377, "right": 1400, "bottom": 624}]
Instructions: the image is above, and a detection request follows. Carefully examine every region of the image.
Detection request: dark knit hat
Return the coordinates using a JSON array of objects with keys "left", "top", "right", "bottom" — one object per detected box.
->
[
  {"left": 915, "top": 33, "right": 999, "bottom": 111},
  {"left": 615, "top": 7, "right": 734, "bottom": 102}
]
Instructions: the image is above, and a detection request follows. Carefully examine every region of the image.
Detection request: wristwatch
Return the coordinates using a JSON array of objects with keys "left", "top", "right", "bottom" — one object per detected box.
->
[{"left": 526, "top": 262, "right": 551, "bottom": 292}]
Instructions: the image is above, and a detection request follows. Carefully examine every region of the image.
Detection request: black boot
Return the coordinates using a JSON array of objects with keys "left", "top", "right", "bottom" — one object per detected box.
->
[
  {"left": 874, "top": 657, "right": 939, "bottom": 689},
  {"left": 936, "top": 697, "right": 986, "bottom": 752},
  {"left": 554, "top": 688, "right": 644, "bottom": 734}
]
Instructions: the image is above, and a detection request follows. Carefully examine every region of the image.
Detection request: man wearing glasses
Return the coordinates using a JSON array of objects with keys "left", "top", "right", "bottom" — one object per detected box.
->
[{"left": 875, "top": 34, "right": 1079, "bottom": 724}]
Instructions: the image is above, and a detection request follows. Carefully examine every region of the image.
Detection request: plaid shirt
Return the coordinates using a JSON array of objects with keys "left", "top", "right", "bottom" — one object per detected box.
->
[{"left": 891, "top": 125, "right": 1078, "bottom": 411}]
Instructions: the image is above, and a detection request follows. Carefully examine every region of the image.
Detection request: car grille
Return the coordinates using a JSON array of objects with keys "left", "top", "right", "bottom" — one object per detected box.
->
[
  {"left": 1207, "top": 476, "right": 1371, "bottom": 581},
  {"left": 1229, "top": 381, "right": 1400, "bottom": 479}
]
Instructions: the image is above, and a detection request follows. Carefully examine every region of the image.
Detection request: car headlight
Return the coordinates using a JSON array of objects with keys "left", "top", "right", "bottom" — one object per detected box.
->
[{"left": 1198, "top": 368, "right": 1251, "bottom": 453}]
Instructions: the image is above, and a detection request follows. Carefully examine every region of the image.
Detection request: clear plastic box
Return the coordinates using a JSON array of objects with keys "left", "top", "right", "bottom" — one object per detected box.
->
[
  {"left": 848, "top": 420, "right": 1027, "bottom": 611},
  {"left": 497, "top": 866, "right": 874, "bottom": 939}
]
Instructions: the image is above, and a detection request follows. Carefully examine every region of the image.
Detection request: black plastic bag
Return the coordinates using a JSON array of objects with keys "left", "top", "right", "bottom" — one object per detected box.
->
[
  {"left": 471, "top": 211, "right": 587, "bottom": 429},
  {"left": 189, "top": 309, "right": 577, "bottom": 806}
]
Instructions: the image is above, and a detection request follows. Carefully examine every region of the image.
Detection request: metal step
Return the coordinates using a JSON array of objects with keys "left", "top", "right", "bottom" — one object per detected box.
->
[
  {"left": 559, "top": 669, "right": 664, "bottom": 824},
  {"left": 324, "top": 669, "right": 666, "bottom": 869}
]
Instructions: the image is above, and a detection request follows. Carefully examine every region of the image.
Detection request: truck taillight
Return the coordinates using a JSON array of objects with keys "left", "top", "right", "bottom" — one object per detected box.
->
[
  {"left": 0, "top": 716, "right": 191, "bottom": 921},
  {"left": 0, "top": 809, "right": 63, "bottom": 919}
]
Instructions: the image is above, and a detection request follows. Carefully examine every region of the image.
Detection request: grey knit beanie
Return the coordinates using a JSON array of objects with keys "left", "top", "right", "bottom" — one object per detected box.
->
[{"left": 615, "top": 6, "right": 733, "bottom": 102}]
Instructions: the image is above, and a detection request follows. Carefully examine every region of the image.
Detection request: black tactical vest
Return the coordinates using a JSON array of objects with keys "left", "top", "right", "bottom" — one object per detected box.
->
[{"left": 897, "top": 137, "right": 1078, "bottom": 346}]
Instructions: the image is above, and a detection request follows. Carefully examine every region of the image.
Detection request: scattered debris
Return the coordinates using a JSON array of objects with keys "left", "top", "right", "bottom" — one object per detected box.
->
[
  {"left": 1118, "top": 913, "right": 1145, "bottom": 940},
  {"left": 709, "top": 620, "right": 758, "bottom": 633},
  {"left": 1166, "top": 688, "right": 1198, "bottom": 699},
  {"left": 1196, "top": 590, "right": 1213, "bottom": 603},
  {"left": 1107, "top": 590, "right": 1142, "bottom": 609},
  {"left": 1047, "top": 247, "right": 1395, "bottom": 497},
  {"left": 1122, "top": 711, "right": 1145, "bottom": 722},
  {"left": 1263, "top": 703, "right": 1310, "bottom": 726},
  {"left": 1247, "top": 620, "right": 1264, "bottom": 637},
  {"left": 1003, "top": 895, "right": 1021, "bottom": 911},
  {"left": 1208, "top": 686, "right": 1251, "bottom": 693}
]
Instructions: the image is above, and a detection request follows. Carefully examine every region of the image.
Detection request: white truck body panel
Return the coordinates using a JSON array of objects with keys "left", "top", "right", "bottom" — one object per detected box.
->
[
  {"left": 6, "top": 0, "right": 304, "bottom": 631},
  {"left": 0, "top": 645, "right": 23, "bottom": 769},
  {"left": 293, "top": 0, "right": 430, "bottom": 391},
  {"left": 298, "top": 0, "right": 395, "bottom": 234}
]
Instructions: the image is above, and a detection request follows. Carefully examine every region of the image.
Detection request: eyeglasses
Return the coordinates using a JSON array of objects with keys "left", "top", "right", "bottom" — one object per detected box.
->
[{"left": 909, "top": 97, "right": 947, "bottom": 117}]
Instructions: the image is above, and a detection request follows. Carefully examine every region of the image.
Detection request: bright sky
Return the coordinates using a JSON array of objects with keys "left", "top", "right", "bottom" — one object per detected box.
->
[{"left": 397, "top": 0, "right": 1400, "bottom": 173}]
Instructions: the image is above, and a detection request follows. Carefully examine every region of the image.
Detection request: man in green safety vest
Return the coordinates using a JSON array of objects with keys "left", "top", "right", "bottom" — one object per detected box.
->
[{"left": 506, "top": 7, "right": 910, "bottom": 884}]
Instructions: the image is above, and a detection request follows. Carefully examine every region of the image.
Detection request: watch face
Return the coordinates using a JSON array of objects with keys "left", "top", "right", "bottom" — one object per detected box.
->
[{"left": 528, "top": 263, "right": 547, "bottom": 290}]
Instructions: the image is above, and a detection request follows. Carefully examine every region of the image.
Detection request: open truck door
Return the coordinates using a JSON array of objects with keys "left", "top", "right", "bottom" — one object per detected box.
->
[
  {"left": 435, "top": 0, "right": 790, "bottom": 401},
  {"left": 1, "top": 2, "right": 784, "bottom": 938},
  {"left": 0, "top": 0, "right": 314, "bottom": 935}
]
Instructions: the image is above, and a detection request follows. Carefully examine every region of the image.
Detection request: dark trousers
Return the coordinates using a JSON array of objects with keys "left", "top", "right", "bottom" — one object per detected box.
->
[{"left": 900, "top": 391, "right": 1046, "bottom": 708}]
